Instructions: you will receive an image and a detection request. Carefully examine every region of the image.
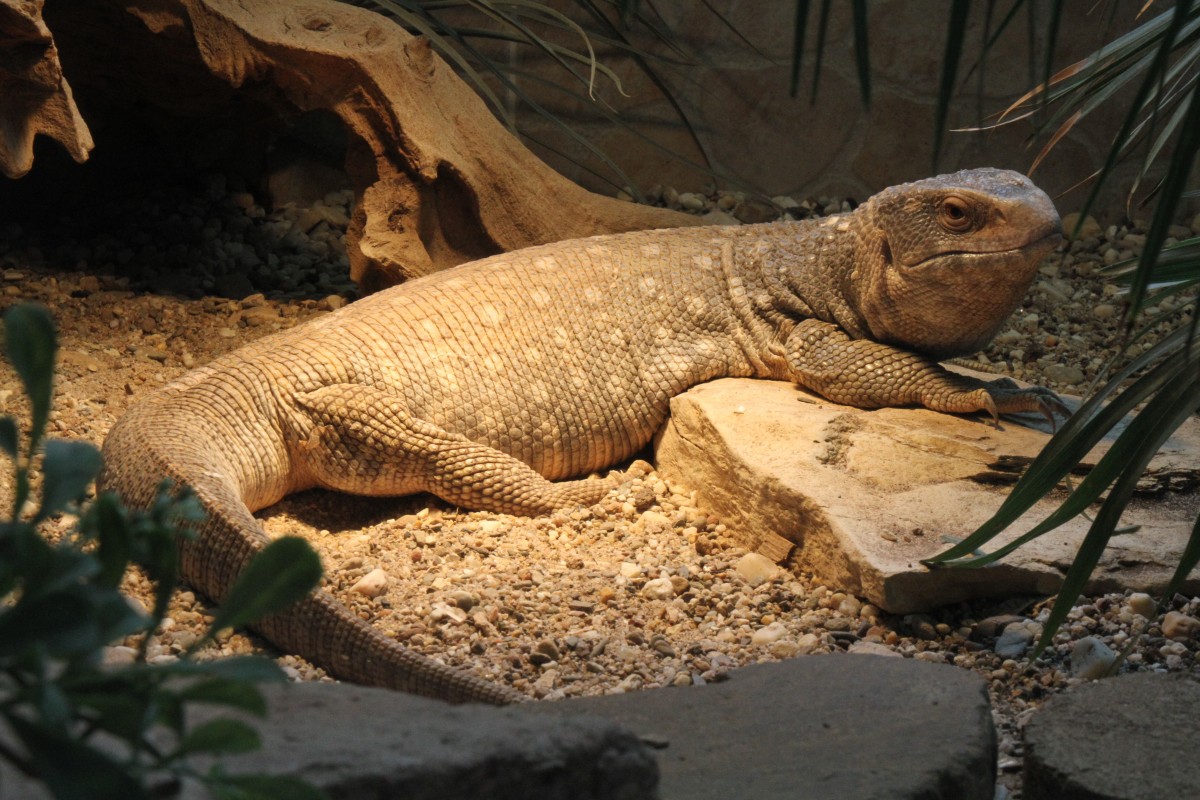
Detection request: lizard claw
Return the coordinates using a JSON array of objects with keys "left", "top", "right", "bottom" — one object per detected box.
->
[{"left": 984, "top": 379, "right": 1072, "bottom": 432}]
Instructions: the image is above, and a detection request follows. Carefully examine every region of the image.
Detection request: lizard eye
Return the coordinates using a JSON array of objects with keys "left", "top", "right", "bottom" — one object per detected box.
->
[{"left": 939, "top": 196, "right": 973, "bottom": 232}]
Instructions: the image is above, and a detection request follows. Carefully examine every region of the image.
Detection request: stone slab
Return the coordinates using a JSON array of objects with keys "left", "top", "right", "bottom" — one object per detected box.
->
[
  {"left": 0, "top": 683, "right": 657, "bottom": 800},
  {"left": 0, "top": 657, "right": 996, "bottom": 800},
  {"left": 197, "top": 683, "right": 657, "bottom": 800},
  {"left": 655, "top": 378, "right": 1200, "bottom": 614},
  {"left": 528, "top": 655, "right": 997, "bottom": 800},
  {"left": 1023, "top": 672, "right": 1200, "bottom": 800}
]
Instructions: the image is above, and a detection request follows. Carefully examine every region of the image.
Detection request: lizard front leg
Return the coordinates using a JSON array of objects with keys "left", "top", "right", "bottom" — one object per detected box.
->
[
  {"left": 293, "top": 384, "right": 622, "bottom": 515},
  {"left": 785, "top": 319, "right": 1069, "bottom": 424}
]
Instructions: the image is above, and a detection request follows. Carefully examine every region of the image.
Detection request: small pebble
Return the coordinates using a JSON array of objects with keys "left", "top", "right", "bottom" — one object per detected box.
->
[
  {"left": 1127, "top": 592, "right": 1156, "bottom": 619},
  {"left": 430, "top": 603, "right": 468, "bottom": 624},
  {"left": 848, "top": 641, "right": 901, "bottom": 658},
  {"left": 751, "top": 622, "right": 787, "bottom": 646},
  {"left": 1162, "top": 611, "right": 1200, "bottom": 641},
  {"left": 1043, "top": 363, "right": 1085, "bottom": 386},
  {"left": 994, "top": 622, "right": 1038, "bottom": 658},
  {"left": 103, "top": 646, "right": 139, "bottom": 666},
  {"left": 904, "top": 614, "right": 938, "bottom": 641},
  {"left": 734, "top": 552, "right": 782, "bottom": 585},
  {"left": 350, "top": 568, "right": 388, "bottom": 598},
  {"left": 1071, "top": 636, "right": 1117, "bottom": 679},
  {"left": 534, "top": 639, "right": 561, "bottom": 662},
  {"left": 795, "top": 633, "right": 822, "bottom": 654},
  {"left": 641, "top": 577, "right": 675, "bottom": 600}
]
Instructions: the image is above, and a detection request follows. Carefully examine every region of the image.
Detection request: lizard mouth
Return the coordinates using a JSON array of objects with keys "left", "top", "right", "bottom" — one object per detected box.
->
[
  {"left": 1013, "top": 228, "right": 1064, "bottom": 254},
  {"left": 908, "top": 229, "right": 1063, "bottom": 268}
]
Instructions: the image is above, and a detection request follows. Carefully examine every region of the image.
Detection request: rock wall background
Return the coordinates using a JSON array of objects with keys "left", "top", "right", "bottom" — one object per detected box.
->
[{"left": 491, "top": 1, "right": 1171, "bottom": 220}]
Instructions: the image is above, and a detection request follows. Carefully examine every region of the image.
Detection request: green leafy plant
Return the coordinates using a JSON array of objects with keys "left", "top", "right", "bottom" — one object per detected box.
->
[
  {"left": 0, "top": 304, "right": 326, "bottom": 800},
  {"left": 925, "top": 2, "right": 1200, "bottom": 658}
]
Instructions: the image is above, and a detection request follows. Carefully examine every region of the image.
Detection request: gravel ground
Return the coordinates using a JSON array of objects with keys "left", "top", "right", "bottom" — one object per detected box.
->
[{"left": 1, "top": 175, "right": 1198, "bottom": 799}]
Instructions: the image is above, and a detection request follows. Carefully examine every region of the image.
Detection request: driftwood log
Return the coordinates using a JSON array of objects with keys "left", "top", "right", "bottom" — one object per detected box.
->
[
  {"left": 0, "top": 0, "right": 695, "bottom": 290},
  {"left": 0, "top": 0, "right": 93, "bottom": 180}
]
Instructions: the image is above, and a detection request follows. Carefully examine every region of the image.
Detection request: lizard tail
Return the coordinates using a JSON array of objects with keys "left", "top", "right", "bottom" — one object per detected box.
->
[{"left": 99, "top": 403, "right": 523, "bottom": 705}]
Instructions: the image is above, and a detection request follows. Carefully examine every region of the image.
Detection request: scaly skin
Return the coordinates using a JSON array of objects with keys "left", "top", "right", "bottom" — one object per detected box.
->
[{"left": 98, "top": 168, "right": 1063, "bottom": 704}]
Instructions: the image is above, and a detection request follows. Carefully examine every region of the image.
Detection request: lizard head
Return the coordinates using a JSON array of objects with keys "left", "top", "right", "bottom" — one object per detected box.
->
[{"left": 853, "top": 167, "right": 1061, "bottom": 358}]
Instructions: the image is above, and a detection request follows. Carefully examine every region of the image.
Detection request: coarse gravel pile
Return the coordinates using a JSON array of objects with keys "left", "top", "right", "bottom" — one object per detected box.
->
[{"left": 1, "top": 174, "right": 1198, "bottom": 800}]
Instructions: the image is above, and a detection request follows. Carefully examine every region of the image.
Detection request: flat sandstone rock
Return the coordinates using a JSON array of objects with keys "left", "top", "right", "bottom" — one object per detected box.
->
[{"left": 654, "top": 377, "right": 1200, "bottom": 613}]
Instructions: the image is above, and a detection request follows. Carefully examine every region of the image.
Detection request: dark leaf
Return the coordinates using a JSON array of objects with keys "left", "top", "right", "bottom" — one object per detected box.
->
[
  {"left": 5, "top": 713, "right": 150, "bottom": 800},
  {"left": 70, "top": 692, "right": 156, "bottom": 742},
  {"left": 2, "top": 304, "right": 56, "bottom": 452},
  {"left": 175, "top": 718, "right": 261, "bottom": 757},
  {"left": 36, "top": 682, "right": 71, "bottom": 729},
  {"left": 1124, "top": 75, "right": 1200, "bottom": 319},
  {"left": 89, "top": 492, "right": 134, "bottom": 588},
  {"left": 1160, "top": 508, "right": 1200, "bottom": 603},
  {"left": 1032, "top": 373, "right": 1200, "bottom": 654},
  {"left": 91, "top": 588, "right": 151, "bottom": 643},
  {"left": 0, "top": 591, "right": 100, "bottom": 658},
  {"left": 927, "top": 328, "right": 1193, "bottom": 565},
  {"left": 177, "top": 678, "right": 267, "bottom": 715},
  {"left": 933, "top": 0, "right": 970, "bottom": 167},
  {"left": 1041, "top": 0, "right": 1064, "bottom": 117},
  {"left": 147, "top": 654, "right": 287, "bottom": 685},
  {"left": 810, "top": 0, "right": 832, "bottom": 104},
  {"left": 205, "top": 537, "right": 322, "bottom": 637},
  {"left": 35, "top": 439, "right": 102, "bottom": 522},
  {"left": 1074, "top": 2, "right": 1193, "bottom": 232},
  {"left": 155, "top": 689, "right": 186, "bottom": 738},
  {"left": 850, "top": 0, "right": 870, "bottom": 105},
  {"left": 790, "top": 0, "right": 809, "bottom": 97},
  {"left": 0, "top": 416, "right": 17, "bottom": 459},
  {"left": 19, "top": 534, "right": 98, "bottom": 593}
]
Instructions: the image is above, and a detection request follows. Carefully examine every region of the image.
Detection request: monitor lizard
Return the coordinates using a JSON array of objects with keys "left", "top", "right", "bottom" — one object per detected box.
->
[{"left": 98, "top": 168, "right": 1065, "bottom": 704}]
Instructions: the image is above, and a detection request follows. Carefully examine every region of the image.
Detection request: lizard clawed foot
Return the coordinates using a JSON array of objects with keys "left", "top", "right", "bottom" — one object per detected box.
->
[{"left": 983, "top": 377, "right": 1072, "bottom": 431}]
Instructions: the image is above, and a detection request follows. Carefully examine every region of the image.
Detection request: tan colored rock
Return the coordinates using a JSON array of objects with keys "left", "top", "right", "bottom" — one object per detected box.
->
[
  {"left": 1061, "top": 212, "right": 1103, "bottom": 240},
  {"left": 350, "top": 567, "right": 388, "bottom": 598},
  {"left": 848, "top": 640, "right": 902, "bottom": 658},
  {"left": 640, "top": 577, "right": 675, "bottom": 600},
  {"left": 1070, "top": 636, "right": 1117, "bottom": 680},
  {"left": 734, "top": 552, "right": 784, "bottom": 586},
  {"left": 1162, "top": 611, "right": 1199, "bottom": 641},
  {"left": 1127, "top": 592, "right": 1156, "bottom": 619},
  {"left": 750, "top": 622, "right": 787, "bottom": 646},
  {"left": 655, "top": 377, "right": 1200, "bottom": 614}
]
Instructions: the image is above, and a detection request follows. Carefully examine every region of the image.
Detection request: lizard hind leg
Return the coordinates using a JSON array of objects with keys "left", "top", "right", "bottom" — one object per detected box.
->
[{"left": 293, "top": 383, "right": 618, "bottom": 516}]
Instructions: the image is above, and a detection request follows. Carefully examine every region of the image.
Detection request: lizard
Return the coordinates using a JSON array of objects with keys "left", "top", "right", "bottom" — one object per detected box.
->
[{"left": 98, "top": 168, "right": 1064, "bottom": 705}]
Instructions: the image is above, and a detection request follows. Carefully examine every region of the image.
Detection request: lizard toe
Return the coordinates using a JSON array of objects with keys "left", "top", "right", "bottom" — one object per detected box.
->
[{"left": 624, "top": 459, "right": 655, "bottom": 479}]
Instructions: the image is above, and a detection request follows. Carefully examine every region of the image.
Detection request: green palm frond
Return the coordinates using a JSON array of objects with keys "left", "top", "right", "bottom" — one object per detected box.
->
[{"left": 930, "top": 2, "right": 1200, "bottom": 651}]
